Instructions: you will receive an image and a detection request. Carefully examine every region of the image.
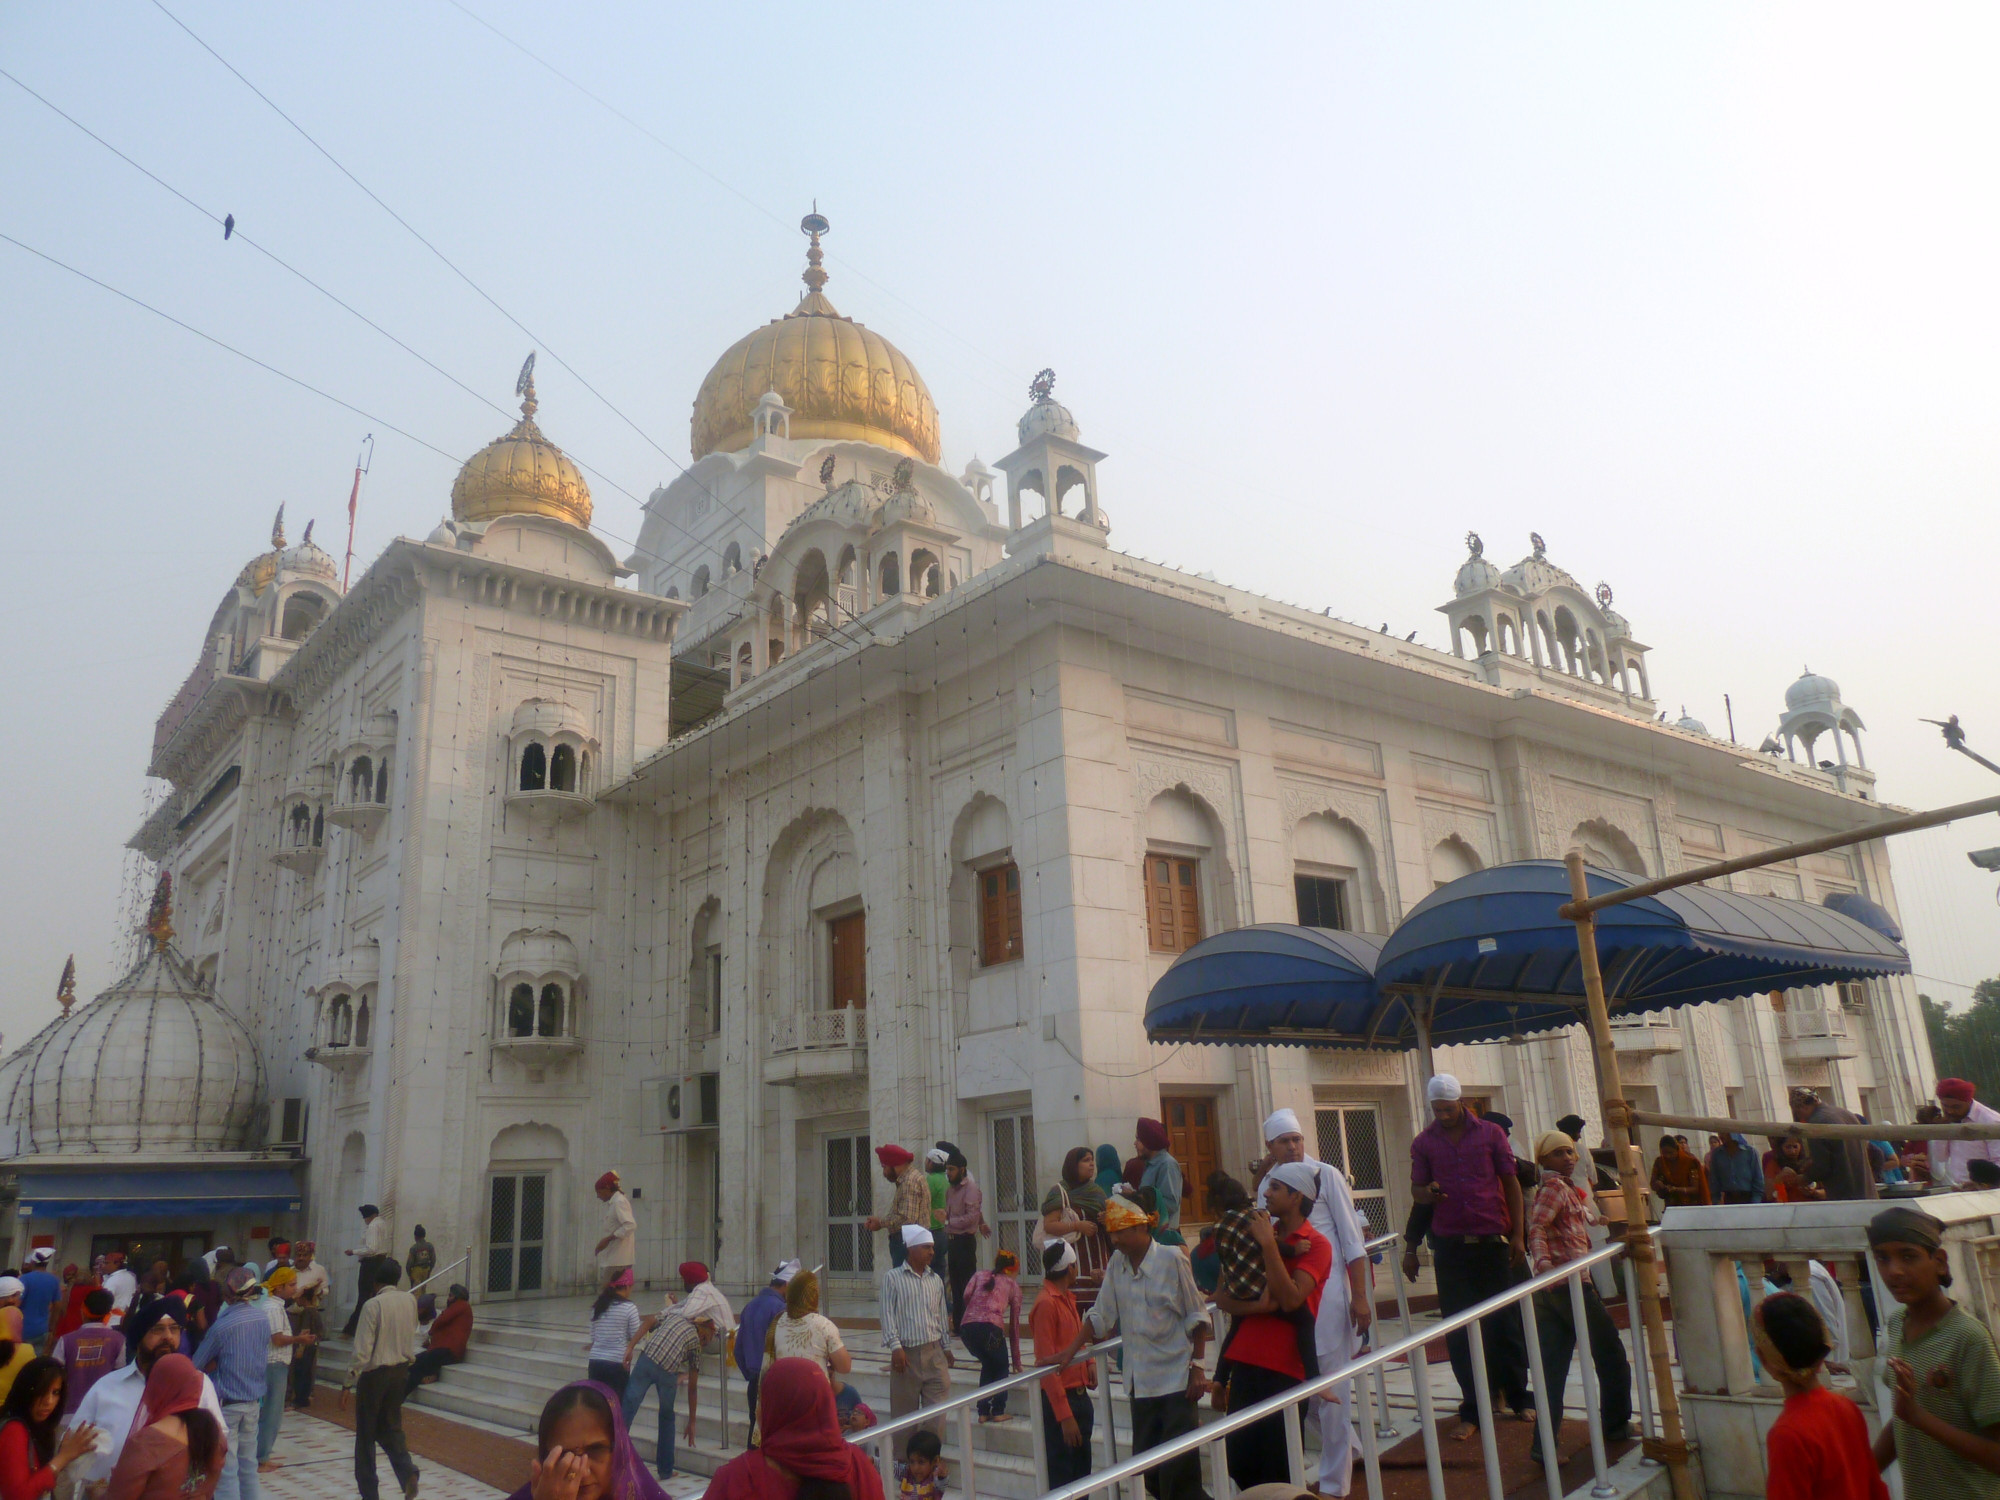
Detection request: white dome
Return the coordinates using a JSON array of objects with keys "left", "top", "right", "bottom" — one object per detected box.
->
[
  {"left": 279, "top": 539, "right": 340, "bottom": 587},
  {"left": 1786, "top": 671, "right": 1842, "bottom": 711},
  {"left": 1, "top": 944, "right": 262, "bottom": 1154},
  {"left": 873, "top": 485, "right": 937, "bottom": 528},
  {"left": 1455, "top": 555, "right": 1501, "bottom": 596},
  {"left": 1017, "top": 397, "right": 1079, "bottom": 445},
  {"left": 1674, "top": 711, "right": 1709, "bottom": 736}
]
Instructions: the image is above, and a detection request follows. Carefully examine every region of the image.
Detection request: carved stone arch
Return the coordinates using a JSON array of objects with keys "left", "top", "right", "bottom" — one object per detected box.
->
[
  {"left": 758, "top": 808, "right": 861, "bottom": 1022},
  {"left": 489, "top": 1120, "right": 569, "bottom": 1163},
  {"left": 1571, "top": 817, "right": 1648, "bottom": 878},
  {"left": 1288, "top": 808, "right": 1390, "bottom": 934},
  {"left": 1279, "top": 779, "right": 1399, "bottom": 929}
]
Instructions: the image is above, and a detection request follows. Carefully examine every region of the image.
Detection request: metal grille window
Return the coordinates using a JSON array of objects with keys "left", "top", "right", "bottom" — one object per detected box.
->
[
  {"left": 1314, "top": 1105, "right": 1389, "bottom": 1237},
  {"left": 825, "top": 1135, "right": 875, "bottom": 1276},
  {"left": 989, "top": 1111, "right": 1040, "bottom": 1276},
  {"left": 487, "top": 1171, "right": 548, "bottom": 1296},
  {"left": 1294, "top": 874, "right": 1348, "bottom": 930}
]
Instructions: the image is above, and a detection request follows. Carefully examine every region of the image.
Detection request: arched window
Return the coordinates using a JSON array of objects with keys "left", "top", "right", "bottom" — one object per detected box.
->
[
  {"left": 578, "top": 751, "right": 591, "bottom": 790},
  {"left": 538, "top": 982, "right": 564, "bottom": 1037},
  {"left": 348, "top": 756, "right": 373, "bottom": 801},
  {"left": 508, "top": 983, "right": 535, "bottom": 1037},
  {"left": 880, "top": 554, "right": 900, "bottom": 597},
  {"left": 691, "top": 565, "right": 710, "bottom": 599},
  {"left": 374, "top": 758, "right": 390, "bottom": 804},
  {"left": 520, "top": 742, "right": 547, "bottom": 791},
  {"left": 330, "top": 995, "right": 353, "bottom": 1046},
  {"left": 836, "top": 545, "right": 857, "bottom": 587},
  {"left": 311, "top": 808, "right": 323, "bottom": 846},
  {"left": 735, "top": 642, "right": 753, "bottom": 686},
  {"left": 289, "top": 803, "right": 312, "bottom": 846},
  {"left": 768, "top": 638, "right": 786, "bottom": 666},
  {"left": 354, "top": 996, "right": 371, "bottom": 1049},
  {"left": 723, "top": 541, "right": 743, "bottom": 573},
  {"left": 550, "top": 743, "right": 577, "bottom": 792},
  {"left": 911, "top": 549, "right": 940, "bottom": 598},
  {"left": 280, "top": 594, "right": 326, "bottom": 641}
]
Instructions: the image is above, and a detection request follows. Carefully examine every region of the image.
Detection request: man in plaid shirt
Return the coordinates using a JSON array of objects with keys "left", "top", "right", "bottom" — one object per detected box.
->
[{"left": 1526, "top": 1130, "right": 1631, "bottom": 1467}]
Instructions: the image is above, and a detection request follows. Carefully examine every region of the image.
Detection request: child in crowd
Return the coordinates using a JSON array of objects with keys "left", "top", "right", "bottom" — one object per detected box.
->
[
  {"left": 1755, "top": 1290, "right": 1886, "bottom": 1500},
  {"left": 1868, "top": 1205, "right": 2000, "bottom": 1494},
  {"left": 895, "top": 1427, "right": 946, "bottom": 1500},
  {"left": 1207, "top": 1171, "right": 1317, "bottom": 1395}
]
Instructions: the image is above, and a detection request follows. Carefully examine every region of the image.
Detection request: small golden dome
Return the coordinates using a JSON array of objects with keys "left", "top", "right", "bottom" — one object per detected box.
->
[
  {"left": 452, "top": 363, "right": 592, "bottom": 527},
  {"left": 689, "top": 214, "right": 940, "bottom": 465}
]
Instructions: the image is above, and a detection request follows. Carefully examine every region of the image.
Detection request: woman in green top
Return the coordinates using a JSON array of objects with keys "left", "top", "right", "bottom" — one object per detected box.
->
[
  {"left": 926, "top": 1146, "right": 950, "bottom": 1233},
  {"left": 1869, "top": 1205, "right": 2000, "bottom": 1494}
]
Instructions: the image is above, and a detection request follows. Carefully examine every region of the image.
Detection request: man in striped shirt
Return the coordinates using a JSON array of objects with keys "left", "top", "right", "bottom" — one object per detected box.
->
[
  {"left": 624, "top": 1303, "right": 715, "bottom": 1481},
  {"left": 881, "top": 1226, "right": 954, "bottom": 1435}
]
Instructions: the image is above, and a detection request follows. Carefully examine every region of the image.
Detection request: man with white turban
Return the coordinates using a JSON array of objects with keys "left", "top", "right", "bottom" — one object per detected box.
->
[
  {"left": 1255, "top": 1106, "right": 1373, "bottom": 1495},
  {"left": 1411, "top": 1073, "right": 1534, "bottom": 1439},
  {"left": 879, "top": 1224, "right": 953, "bottom": 1434}
]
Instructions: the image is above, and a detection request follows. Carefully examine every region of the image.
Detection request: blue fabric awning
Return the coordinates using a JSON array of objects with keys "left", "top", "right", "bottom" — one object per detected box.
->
[
  {"left": 1372, "top": 860, "right": 1911, "bottom": 1046},
  {"left": 1822, "top": 890, "right": 1904, "bottom": 943},
  {"left": 15, "top": 1166, "right": 303, "bottom": 1220},
  {"left": 1145, "top": 926, "right": 1386, "bottom": 1045}
]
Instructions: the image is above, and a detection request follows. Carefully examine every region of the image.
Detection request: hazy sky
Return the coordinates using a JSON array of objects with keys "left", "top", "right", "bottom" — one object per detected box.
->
[{"left": 3, "top": 3, "right": 1997, "bottom": 1045}]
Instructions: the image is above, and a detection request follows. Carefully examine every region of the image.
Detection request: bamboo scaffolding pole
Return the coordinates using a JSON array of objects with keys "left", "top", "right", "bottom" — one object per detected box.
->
[
  {"left": 1631, "top": 1110, "right": 2000, "bottom": 1142},
  {"left": 1558, "top": 791, "right": 2000, "bottom": 919},
  {"left": 1565, "top": 850, "right": 1698, "bottom": 1500}
]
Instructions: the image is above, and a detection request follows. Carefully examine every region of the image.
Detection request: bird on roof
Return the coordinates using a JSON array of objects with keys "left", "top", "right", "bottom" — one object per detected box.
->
[
  {"left": 223, "top": 213, "right": 234, "bottom": 240},
  {"left": 1405, "top": 630, "right": 1418, "bottom": 642}
]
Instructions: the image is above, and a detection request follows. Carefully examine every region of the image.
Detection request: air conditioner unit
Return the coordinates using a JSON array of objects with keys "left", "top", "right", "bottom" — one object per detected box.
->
[
  {"left": 267, "top": 1097, "right": 307, "bottom": 1152},
  {"left": 661, "top": 1073, "right": 720, "bottom": 1133}
]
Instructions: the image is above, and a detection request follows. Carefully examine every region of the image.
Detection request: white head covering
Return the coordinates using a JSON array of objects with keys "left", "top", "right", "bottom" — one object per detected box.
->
[
  {"left": 1266, "top": 1160, "right": 1320, "bottom": 1200},
  {"left": 0, "top": 1277, "right": 24, "bottom": 1300},
  {"left": 924, "top": 1147, "right": 950, "bottom": 1167},
  {"left": 900, "top": 1224, "right": 935, "bottom": 1249},
  {"left": 1044, "top": 1240, "right": 1078, "bottom": 1275},
  {"left": 1263, "top": 1107, "right": 1304, "bottom": 1143},
  {"left": 770, "top": 1258, "right": 802, "bottom": 1285},
  {"left": 25, "top": 1248, "right": 51, "bottom": 1266},
  {"left": 1426, "top": 1073, "right": 1463, "bottom": 1102}
]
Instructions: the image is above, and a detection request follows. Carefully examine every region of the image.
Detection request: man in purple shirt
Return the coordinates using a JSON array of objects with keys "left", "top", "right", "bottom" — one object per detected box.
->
[
  {"left": 1409, "top": 1073, "right": 1534, "bottom": 1439},
  {"left": 941, "top": 1144, "right": 988, "bottom": 1332}
]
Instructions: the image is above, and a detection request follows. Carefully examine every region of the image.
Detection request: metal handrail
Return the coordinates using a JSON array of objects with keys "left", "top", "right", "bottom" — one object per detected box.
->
[
  {"left": 1035, "top": 1229, "right": 1651, "bottom": 1500},
  {"left": 410, "top": 1249, "right": 470, "bottom": 1298},
  {"left": 850, "top": 1230, "right": 1406, "bottom": 1499}
]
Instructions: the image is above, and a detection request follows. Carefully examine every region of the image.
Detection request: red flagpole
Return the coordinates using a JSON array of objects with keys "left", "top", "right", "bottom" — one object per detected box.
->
[{"left": 344, "top": 434, "right": 373, "bottom": 590}]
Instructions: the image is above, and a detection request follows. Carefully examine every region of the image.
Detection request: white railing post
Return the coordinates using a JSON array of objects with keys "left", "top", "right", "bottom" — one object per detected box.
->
[
  {"left": 1355, "top": 1351, "right": 1384, "bottom": 1500},
  {"left": 1567, "top": 1271, "right": 1617, "bottom": 1499},
  {"left": 1029, "top": 1382, "right": 1050, "bottom": 1494},
  {"left": 1515, "top": 1270, "right": 1563, "bottom": 1500},
  {"left": 876, "top": 1430, "right": 895, "bottom": 1495},
  {"left": 1622, "top": 1241, "right": 1658, "bottom": 1458},
  {"left": 1092, "top": 1349, "right": 1118, "bottom": 1467},
  {"left": 957, "top": 1401, "right": 977, "bottom": 1500},
  {"left": 1282, "top": 1398, "right": 1306, "bottom": 1487},
  {"left": 1391, "top": 1245, "right": 1446, "bottom": 1500},
  {"left": 1373, "top": 1360, "right": 1396, "bottom": 1439},
  {"left": 1466, "top": 1318, "right": 1505, "bottom": 1500}
]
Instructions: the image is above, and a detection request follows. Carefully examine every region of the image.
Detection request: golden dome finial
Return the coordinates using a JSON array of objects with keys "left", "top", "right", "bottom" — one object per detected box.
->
[
  {"left": 801, "top": 206, "right": 830, "bottom": 298},
  {"left": 270, "top": 504, "right": 286, "bottom": 550},
  {"left": 144, "top": 871, "right": 174, "bottom": 953},
  {"left": 515, "top": 351, "right": 538, "bottom": 422},
  {"left": 56, "top": 955, "right": 76, "bottom": 1012}
]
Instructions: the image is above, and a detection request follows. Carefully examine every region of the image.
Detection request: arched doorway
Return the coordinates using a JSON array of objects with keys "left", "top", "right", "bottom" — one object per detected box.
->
[{"left": 486, "top": 1122, "right": 567, "bottom": 1299}]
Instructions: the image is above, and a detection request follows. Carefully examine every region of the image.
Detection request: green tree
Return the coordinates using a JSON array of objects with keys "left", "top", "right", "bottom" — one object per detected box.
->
[{"left": 1922, "top": 980, "right": 2000, "bottom": 1099}]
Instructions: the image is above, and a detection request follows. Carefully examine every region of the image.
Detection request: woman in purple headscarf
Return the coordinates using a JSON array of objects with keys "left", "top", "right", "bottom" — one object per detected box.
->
[{"left": 511, "top": 1381, "right": 666, "bottom": 1500}]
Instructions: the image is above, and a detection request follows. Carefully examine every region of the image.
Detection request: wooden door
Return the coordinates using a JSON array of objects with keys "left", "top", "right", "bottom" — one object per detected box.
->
[
  {"left": 829, "top": 911, "right": 867, "bottom": 1009},
  {"left": 1160, "top": 1095, "right": 1220, "bottom": 1222}
]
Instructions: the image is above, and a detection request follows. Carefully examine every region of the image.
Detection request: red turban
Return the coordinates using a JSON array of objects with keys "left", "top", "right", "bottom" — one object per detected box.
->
[
  {"left": 1136, "top": 1118, "right": 1170, "bottom": 1152},
  {"left": 596, "top": 1170, "right": 621, "bottom": 1192},
  {"left": 875, "top": 1144, "right": 913, "bottom": 1168},
  {"left": 1938, "top": 1078, "right": 1978, "bottom": 1103},
  {"left": 679, "top": 1261, "right": 709, "bottom": 1289}
]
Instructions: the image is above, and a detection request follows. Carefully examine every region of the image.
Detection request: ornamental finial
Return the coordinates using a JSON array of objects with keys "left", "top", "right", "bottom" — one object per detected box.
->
[
  {"left": 144, "top": 871, "right": 174, "bottom": 952},
  {"left": 1029, "top": 368, "right": 1056, "bottom": 403},
  {"left": 515, "top": 352, "right": 538, "bottom": 422},
  {"left": 55, "top": 956, "right": 76, "bottom": 1012},
  {"left": 270, "top": 504, "right": 286, "bottom": 551},
  {"left": 801, "top": 205, "right": 830, "bottom": 296},
  {"left": 1530, "top": 531, "right": 1547, "bottom": 560},
  {"left": 1465, "top": 530, "right": 1483, "bottom": 558}
]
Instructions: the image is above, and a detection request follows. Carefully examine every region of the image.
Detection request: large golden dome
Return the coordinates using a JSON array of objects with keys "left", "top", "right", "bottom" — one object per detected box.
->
[
  {"left": 689, "top": 215, "right": 940, "bottom": 465},
  {"left": 452, "top": 364, "right": 592, "bottom": 527}
]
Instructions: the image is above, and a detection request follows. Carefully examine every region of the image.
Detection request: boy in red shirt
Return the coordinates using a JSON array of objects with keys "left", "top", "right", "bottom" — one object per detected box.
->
[{"left": 1756, "top": 1291, "right": 1887, "bottom": 1500}]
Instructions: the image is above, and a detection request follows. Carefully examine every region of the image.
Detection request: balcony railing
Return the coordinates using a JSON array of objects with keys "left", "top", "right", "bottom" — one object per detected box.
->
[{"left": 772, "top": 1007, "right": 868, "bottom": 1052}]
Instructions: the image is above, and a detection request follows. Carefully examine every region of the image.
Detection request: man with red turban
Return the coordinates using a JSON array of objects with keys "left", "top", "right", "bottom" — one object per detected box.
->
[
  {"left": 677, "top": 1261, "right": 735, "bottom": 1333},
  {"left": 1128, "top": 1119, "right": 1186, "bottom": 1248},
  {"left": 864, "top": 1145, "right": 931, "bottom": 1268},
  {"left": 1930, "top": 1079, "right": 2000, "bottom": 1190},
  {"left": 594, "top": 1170, "right": 637, "bottom": 1291}
]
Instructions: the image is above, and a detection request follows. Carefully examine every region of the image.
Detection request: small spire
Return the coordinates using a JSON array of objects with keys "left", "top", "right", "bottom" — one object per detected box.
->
[
  {"left": 55, "top": 956, "right": 76, "bottom": 1012},
  {"left": 144, "top": 871, "right": 174, "bottom": 953},
  {"left": 270, "top": 504, "right": 286, "bottom": 550},
  {"left": 801, "top": 205, "right": 830, "bottom": 296},
  {"left": 515, "top": 352, "right": 538, "bottom": 422}
]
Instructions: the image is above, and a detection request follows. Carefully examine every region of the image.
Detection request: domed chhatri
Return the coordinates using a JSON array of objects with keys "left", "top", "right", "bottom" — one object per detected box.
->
[
  {"left": 1786, "top": 669, "right": 1843, "bottom": 712},
  {"left": 452, "top": 353, "right": 593, "bottom": 528},
  {"left": 689, "top": 212, "right": 941, "bottom": 465},
  {"left": 1454, "top": 531, "right": 1501, "bottom": 598},
  {"left": 0, "top": 874, "right": 263, "bottom": 1155}
]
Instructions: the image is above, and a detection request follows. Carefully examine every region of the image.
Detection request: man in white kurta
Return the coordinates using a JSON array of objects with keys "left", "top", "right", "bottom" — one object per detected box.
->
[
  {"left": 1929, "top": 1079, "right": 2000, "bottom": 1187},
  {"left": 1255, "top": 1107, "right": 1373, "bottom": 1495},
  {"left": 594, "top": 1170, "right": 637, "bottom": 1288}
]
